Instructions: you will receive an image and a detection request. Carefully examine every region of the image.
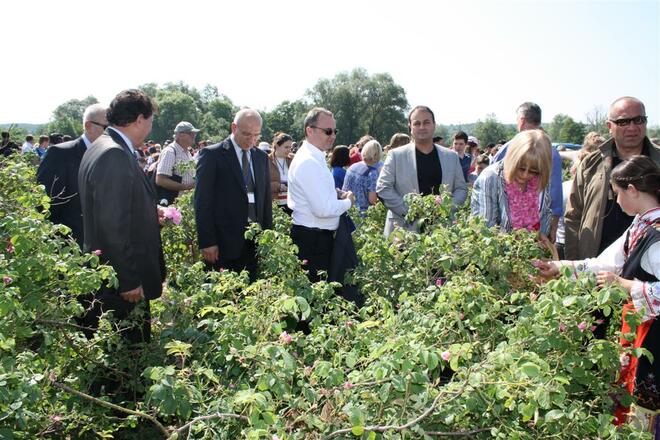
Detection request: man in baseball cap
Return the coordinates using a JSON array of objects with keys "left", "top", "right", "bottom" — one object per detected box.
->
[{"left": 155, "top": 121, "right": 199, "bottom": 204}]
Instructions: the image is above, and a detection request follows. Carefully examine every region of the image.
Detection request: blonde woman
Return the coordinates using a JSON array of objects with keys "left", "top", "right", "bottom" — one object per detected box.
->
[{"left": 471, "top": 129, "right": 553, "bottom": 238}]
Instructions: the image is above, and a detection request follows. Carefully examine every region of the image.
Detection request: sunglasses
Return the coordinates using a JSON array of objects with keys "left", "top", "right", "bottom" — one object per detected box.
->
[
  {"left": 609, "top": 115, "right": 647, "bottom": 127},
  {"left": 90, "top": 121, "right": 109, "bottom": 130},
  {"left": 311, "top": 126, "right": 338, "bottom": 136}
]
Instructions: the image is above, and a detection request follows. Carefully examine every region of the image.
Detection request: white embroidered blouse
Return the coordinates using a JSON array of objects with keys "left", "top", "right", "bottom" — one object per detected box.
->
[{"left": 558, "top": 207, "right": 660, "bottom": 323}]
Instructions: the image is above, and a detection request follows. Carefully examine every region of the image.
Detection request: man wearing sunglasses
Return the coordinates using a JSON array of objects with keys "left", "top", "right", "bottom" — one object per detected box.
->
[
  {"left": 288, "top": 107, "right": 356, "bottom": 284},
  {"left": 37, "top": 103, "right": 108, "bottom": 247},
  {"left": 565, "top": 96, "right": 660, "bottom": 261}
]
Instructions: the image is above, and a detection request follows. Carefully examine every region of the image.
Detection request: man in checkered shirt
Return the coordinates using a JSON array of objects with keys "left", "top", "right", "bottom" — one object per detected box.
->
[{"left": 155, "top": 121, "right": 197, "bottom": 202}]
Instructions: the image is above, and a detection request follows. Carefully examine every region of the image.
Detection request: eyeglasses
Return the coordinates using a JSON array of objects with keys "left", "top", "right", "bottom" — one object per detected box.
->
[
  {"left": 90, "top": 121, "right": 108, "bottom": 130},
  {"left": 311, "top": 126, "right": 338, "bottom": 136},
  {"left": 609, "top": 115, "right": 648, "bottom": 127}
]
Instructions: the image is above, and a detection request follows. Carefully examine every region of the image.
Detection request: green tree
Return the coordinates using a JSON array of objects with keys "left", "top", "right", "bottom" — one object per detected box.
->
[
  {"left": 43, "top": 96, "right": 99, "bottom": 137},
  {"left": 306, "top": 68, "right": 408, "bottom": 145},
  {"left": 262, "top": 100, "right": 308, "bottom": 142},
  {"left": 151, "top": 90, "right": 201, "bottom": 143},
  {"left": 548, "top": 114, "right": 585, "bottom": 144},
  {"left": 474, "top": 114, "right": 515, "bottom": 147}
]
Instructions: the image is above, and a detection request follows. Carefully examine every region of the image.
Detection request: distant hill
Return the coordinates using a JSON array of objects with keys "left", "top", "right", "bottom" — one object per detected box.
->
[{"left": 0, "top": 123, "right": 44, "bottom": 133}]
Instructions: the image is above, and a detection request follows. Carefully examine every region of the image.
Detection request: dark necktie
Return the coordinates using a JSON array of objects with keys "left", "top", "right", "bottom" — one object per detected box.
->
[{"left": 242, "top": 149, "right": 257, "bottom": 222}]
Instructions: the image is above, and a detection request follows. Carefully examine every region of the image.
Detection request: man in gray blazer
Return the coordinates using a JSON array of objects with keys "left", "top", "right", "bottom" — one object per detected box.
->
[{"left": 376, "top": 105, "right": 467, "bottom": 236}]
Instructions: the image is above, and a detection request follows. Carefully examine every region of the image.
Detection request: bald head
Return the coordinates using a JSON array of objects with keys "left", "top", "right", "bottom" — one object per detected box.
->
[
  {"left": 608, "top": 96, "right": 646, "bottom": 119},
  {"left": 231, "top": 108, "right": 263, "bottom": 150},
  {"left": 233, "top": 108, "right": 263, "bottom": 126}
]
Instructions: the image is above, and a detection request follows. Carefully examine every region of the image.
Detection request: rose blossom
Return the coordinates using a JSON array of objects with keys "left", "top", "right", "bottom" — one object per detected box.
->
[
  {"left": 441, "top": 351, "right": 451, "bottom": 361},
  {"left": 558, "top": 323, "right": 567, "bottom": 332},
  {"left": 279, "top": 331, "right": 292, "bottom": 344},
  {"left": 6, "top": 241, "right": 14, "bottom": 253},
  {"left": 163, "top": 206, "right": 182, "bottom": 225},
  {"left": 93, "top": 249, "right": 102, "bottom": 256},
  {"left": 577, "top": 321, "right": 588, "bottom": 332},
  {"left": 343, "top": 381, "right": 354, "bottom": 390},
  {"left": 3, "top": 276, "right": 12, "bottom": 285},
  {"left": 435, "top": 278, "right": 444, "bottom": 287}
]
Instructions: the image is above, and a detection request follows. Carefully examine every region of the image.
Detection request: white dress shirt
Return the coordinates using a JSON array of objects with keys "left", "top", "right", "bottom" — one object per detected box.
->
[
  {"left": 82, "top": 133, "right": 92, "bottom": 148},
  {"left": 107, "top": 127, "right": 137, "bottom": 156},
  {"left": 288, "top": 140, "right": 351, "bottom": 230}
]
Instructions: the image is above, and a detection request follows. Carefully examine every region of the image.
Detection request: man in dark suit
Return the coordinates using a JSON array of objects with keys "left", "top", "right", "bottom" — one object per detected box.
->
[
  {"left": 37, "top": 104, "right": 108, "bottom": 247},
  {"left": 194, "top": 108, "right": 272, "bottom": 281},
  {"left": 78, "top": 89, "right": 164, "bottom": 344}
]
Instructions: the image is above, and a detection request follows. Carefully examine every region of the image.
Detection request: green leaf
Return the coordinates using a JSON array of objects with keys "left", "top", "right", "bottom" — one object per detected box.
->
[
  {"left": 351, "top": 425, "right": 365, "bottom": 436},
  {"left": 545, "top": 409, "right": 564, "bottom": 422},
  {"left": 520, "top": 362, "right": 540, "bottom": 378}
]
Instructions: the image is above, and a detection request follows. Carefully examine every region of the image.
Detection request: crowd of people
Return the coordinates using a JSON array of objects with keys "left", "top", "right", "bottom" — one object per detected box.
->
[{"left": 2, "top": 91, "right": 659, "bottom": 433}]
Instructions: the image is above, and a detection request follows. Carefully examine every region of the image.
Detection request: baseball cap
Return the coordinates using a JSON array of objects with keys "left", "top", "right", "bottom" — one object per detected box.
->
[{"left": 174, "top": 121, "right": 200, "bottom": 134}]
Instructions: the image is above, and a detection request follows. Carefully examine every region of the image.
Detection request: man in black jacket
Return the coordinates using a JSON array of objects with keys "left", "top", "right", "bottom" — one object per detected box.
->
[
  {"left": 78, "top": 90, "right": 164, "bottom": 343},
  {"left": 37, "top": 103, "right": 108, "bottom": 247},
  {"left": 194, "top": 108, "right": 272, "bottom": 281}
]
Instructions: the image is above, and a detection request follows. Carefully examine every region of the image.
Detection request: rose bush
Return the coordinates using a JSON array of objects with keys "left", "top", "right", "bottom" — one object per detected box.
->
[{"left": 0, "top": 153, "right": 648, "bottom": 439}]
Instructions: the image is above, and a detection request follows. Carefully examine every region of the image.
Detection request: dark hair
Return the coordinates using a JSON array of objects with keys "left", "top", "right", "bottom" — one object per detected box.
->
[
  {"left": 433, "top": 136, "right": 443, "bottom": 143},
  {"left": 25, "top": 135, "right": 34, "bottom": 142},
  {"left": 303, "top": 107, "right": 333, "bottom": 131},
  {"left": 330, "top": 145, "right": 350, "bottom": 167},
  {"left": 272, "top": 132, "right": 293, "bottom": 148},
  {"left": 453, "top": 130, "right": 468, "bottom": 143},
  {"left": 476, "top": 154, "right": 490, "bottom": 166},
  {"left": 517, "top": 102, "right": 542, "bottom": 125},
  {"left": 486, "top": 142, "right": 496, "bottom": 149},
  {"left": 408, "top": 105, "right": 435, "bottom": 124},
  {"left": 107, "top": 89, "right": 158, "bottom": 127},
  {"left": 611, "top": 155, "right": 660, "bottom": 202}
]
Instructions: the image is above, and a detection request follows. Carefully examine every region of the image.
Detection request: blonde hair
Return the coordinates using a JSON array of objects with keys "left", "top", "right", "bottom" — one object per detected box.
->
[
  {"left": 578, "top": 131, "right": 605, "bottom": 161},
  {"left": 361, "top": 140, "right": 382, "bottom": 163},
  {"left": 503, "top": 129, "right": 552, "bottom": 190}
]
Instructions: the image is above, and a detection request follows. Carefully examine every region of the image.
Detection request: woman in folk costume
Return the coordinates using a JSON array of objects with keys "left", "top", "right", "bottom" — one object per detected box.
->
[{"left": 538, "top": 155, "right": 660, "bottom": 435}]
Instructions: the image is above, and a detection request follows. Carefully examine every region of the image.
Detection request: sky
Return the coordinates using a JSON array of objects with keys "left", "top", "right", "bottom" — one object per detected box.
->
[{"left": 3, "top": 0, "right": 659, "bottom": 127}]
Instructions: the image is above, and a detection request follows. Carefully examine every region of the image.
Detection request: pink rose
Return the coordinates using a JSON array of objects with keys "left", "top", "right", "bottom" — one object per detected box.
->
[
  {"left": 163, "top": 206, "right": 182, "bottom": 225},
  {"left": 458, "top": 312, "right": 465, "bottom": 320},
  {"left": 532, "top": 260, "right": 540, "bottom": 268},
  {"left": 559, "top": 323, "right": 567, "bottom": 332},
  {"left": 434, "top": 195, "right": 442, "bottom": 205},
  {"left": 5, "top": 241, "right": 14, "bottom": 253},
  {"left": 577, "top": 321, "right": 587, "bottom": 332},
  {"left": 228, "top": 383, "right": 235, "bottom": 389},
  {"left": 279, "top": 331, "right": 292, "bottom": 344},
  {"left": 343, "top": 381, "right": 354, "bottom": 390},
  {"left": 51, "top": 415, "right": 62, "bottom": 423},
  {"left": 345, "top": 321, "right": 353, "bottom": 328},
  {"left": 2, "top": 276, "right": 12, "bottom": 285},
  {"left": 435, "top": 278, "right": 444, "bottom": 287},
  {"left": 441, "top": 350, "right": 451, "bottom": 361},
  {"left": 301, "top": 259, "right": 309, "bottom": 265},
  {"left": 529, "top": 293, "right": 538, "bottom": 301},
  {"left": 93, "top": 249, "right": 102, "bottom": 256}
]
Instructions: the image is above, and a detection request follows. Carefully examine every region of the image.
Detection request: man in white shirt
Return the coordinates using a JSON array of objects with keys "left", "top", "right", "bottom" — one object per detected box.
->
[
  {"left": 21, "top": 135, "right": 34, "bottom": 154},
  {"left": 288, "top": 107, "right": 355, "bottom": 282}
]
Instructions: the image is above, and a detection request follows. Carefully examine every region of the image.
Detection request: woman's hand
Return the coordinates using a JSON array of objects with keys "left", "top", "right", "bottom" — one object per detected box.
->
[{"left": 596, "top": 271, "right": 633, "bottom": 293}]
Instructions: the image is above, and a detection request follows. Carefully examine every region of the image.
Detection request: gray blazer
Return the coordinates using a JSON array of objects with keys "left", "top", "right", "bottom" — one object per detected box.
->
[{"left": 376, "top": 143, "right": 468, "bottom": 236}]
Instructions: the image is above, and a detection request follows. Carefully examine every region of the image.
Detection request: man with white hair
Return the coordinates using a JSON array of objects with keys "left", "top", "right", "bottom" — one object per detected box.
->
[
  {"left": 37, "top": 103, "right": 108, "bottom": 247},
  {"left": 194, "top": 108, "right": 272, "bottom": 281}
]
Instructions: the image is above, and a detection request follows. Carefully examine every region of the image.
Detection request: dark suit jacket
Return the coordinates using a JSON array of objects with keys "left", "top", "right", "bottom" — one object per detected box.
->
[
  {"left": 36, "top": 137, "right": 87, "bottom": 246},
  {"left": 78, "top": 129, "right": 164, "bottom": 300},
  {"left": 194, "top": 137, "right": 272, "bottom": 259}
]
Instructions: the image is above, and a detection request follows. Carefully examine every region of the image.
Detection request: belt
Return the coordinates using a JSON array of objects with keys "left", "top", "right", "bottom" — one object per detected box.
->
[{"left": 292, "top": 224, "right": 335, "bottom": 234}]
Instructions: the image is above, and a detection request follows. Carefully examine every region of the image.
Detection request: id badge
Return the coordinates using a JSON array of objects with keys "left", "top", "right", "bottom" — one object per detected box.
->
[{"left": 247, "top": 192, "right": 255, "bottom": 203}]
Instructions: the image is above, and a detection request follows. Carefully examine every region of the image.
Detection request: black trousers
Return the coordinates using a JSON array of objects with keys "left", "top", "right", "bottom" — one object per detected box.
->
[
  {"left": 291, "top": 224, "right": 334, "bottom": 283},
  {"left": 77, "top": 287, "right": 152, "bottom": 344},
  {"left": 207, "top": 239, "right": 257, "bottom": 282}
]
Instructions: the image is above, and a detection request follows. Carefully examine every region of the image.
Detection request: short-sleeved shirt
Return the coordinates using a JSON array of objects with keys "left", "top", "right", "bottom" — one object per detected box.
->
[
  {"left": 156, "top": 142, "right": 195, "bottom": 185},
  {"left": 342, "top": 161, "right": 379, "bottom": 212}
]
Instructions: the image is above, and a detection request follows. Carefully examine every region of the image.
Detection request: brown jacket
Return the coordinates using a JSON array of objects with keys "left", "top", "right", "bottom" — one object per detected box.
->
[
  {"left": 268, "top": 153, "right": 293, "bottom": 198},
  {"left": 564, "top": 137, "right": 660, "bottom": 259}
]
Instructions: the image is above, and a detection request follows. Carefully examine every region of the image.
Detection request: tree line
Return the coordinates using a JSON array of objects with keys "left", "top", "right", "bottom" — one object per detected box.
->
[{"left": 6, "top": 67, "right": 657, "bottom": 147}]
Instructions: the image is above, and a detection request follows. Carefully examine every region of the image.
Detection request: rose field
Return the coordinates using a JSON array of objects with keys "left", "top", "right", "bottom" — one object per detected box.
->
[{"left": 0, "top": 154, "right": 650, "bottom": 439}]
